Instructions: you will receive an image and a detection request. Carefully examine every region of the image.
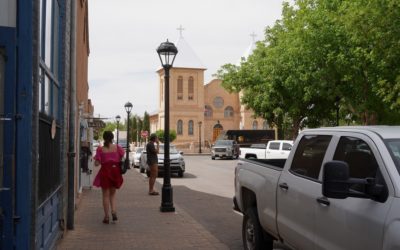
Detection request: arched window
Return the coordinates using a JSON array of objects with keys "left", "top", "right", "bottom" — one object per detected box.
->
[
  {"left": 263, "top": 120, "right": 269, "bottom": 129},
  {"left": 188, "top": 120, "right": 194, "bottom": 135},
  {"left": 188, "top": 76, "right": 194, "bottom": 100},
  {"left": 204, "top": 105, "right": 213, "bottom": 117},
  {"left": 252, "top": 120, "right": 258, "bottom": 130},
  {"left": 224, "top": 106, "right": 234, "bottom": 118},
  {"left": 177, "top": 76, "right": 183, "bottom": 100},
  {"left": 177, "top": 120, "right": 183, "bottom": 135}
]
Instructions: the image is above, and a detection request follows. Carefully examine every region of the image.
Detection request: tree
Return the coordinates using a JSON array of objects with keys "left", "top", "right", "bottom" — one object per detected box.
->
[
  {"left": 218, "top": 0, "right": 400, "bottom": 137},
  {"left": 143, "top": 112, "right": 150, "bottom": 133},
  {"left": 155, "top": 129, "right": 177, "bottom": 143},
  {"left": 131, "top": 116, "right": 137, "bottom": 142}
]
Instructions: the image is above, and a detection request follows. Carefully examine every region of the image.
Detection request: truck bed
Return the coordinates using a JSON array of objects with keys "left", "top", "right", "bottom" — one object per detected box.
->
[{"left": 240, "top": 158, "right": 286, "bottom": 169}]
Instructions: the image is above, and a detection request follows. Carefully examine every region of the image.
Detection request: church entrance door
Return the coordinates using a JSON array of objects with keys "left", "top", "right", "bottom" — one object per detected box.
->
[{"left": 212, "top": 122, "right": 223, "bottom": 141}]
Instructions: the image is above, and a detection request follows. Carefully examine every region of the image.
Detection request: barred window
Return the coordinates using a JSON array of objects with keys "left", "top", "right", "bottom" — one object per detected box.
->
[
  {"left": 204, "top": 105, "right": 213, "bottom": 117},
  {"left": 188, "top": 76, "right": 194, "bottom": 100},
  {"left": 177, "top": 76, "right": 183, "bottom": 100},
  {"left": 224, "top": 106, "right": 234, "bottom": 118},
  {"left": 188, "top": 120, "right": 194, "bottom": 135},
  {"left": 177, "top": 120, "right": 183, "bottom": 135}
]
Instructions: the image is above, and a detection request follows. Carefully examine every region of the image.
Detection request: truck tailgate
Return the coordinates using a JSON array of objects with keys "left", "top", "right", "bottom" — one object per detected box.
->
[{"left": 235, "top": 159, "right": 283, "bottom": 237}]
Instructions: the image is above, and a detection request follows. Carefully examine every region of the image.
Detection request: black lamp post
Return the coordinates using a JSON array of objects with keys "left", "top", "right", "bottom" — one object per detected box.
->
[
  {"left": 115, "top": 115, "right": 121, "bottom": 145},
  {"left": 157, "top": 39, "right": 178, "bottom": 212},
  {"left": 124, "top": 102, "right": 133, "bottom": 171},
  {"left": 198, "top": 121, "right": 202, "bottom": 154}
]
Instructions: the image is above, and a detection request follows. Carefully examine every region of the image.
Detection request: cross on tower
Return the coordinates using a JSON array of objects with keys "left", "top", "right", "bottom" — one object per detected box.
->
[
  {"left": 250, "top": 32, "right": 257, "bottom": 43},
  {"left": 177, "top": 25, "right": 185, "bottom": 38}
]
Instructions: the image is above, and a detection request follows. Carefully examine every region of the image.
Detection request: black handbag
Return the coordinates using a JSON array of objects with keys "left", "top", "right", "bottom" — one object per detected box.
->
[{"left": 120, "top": 160, "right": 128, "bottom": 174}]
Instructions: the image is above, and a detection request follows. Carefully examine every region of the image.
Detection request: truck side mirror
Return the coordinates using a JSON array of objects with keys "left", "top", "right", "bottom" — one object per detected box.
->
[{"left": 322, "top": 161, "right": 350, "bottom": 199}]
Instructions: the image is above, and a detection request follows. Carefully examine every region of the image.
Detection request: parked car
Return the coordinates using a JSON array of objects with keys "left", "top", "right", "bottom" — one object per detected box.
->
[
  {"left": 234, "top": 126, "right": 400, "bottom": 250},
  {"left": 132, "top": 147, "right": 144, "bottom": 168},
  {"left": 239, "top": 140, "right": 293, "bottom": 159},
  {"left": 211, "top": 140, "right": 240, "bottom": 160},
  {"left": 139, "top": 144, "right": 185, "bottom": 177}
]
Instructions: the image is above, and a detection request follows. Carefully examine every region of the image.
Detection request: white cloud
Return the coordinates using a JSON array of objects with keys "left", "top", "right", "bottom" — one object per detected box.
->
[{"left": 88, "top": 0, "right": 285, "bottom": 119}]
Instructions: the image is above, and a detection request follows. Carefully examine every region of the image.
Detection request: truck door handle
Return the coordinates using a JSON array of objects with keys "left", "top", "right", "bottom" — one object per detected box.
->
[
  {"left": 316, "top": 197, "right": 330, "bottom": 206},
  {"left": 279, "top": 183, "right": 289, "bottom": 190}
]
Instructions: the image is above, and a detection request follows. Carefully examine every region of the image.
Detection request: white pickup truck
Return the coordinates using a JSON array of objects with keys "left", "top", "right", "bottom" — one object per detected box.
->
[
  {"left": 234, "top": 126, "right": 400, "bottom": 250},
  {"left": 239, "top": 140, "right": 293, "bottom": 159}
]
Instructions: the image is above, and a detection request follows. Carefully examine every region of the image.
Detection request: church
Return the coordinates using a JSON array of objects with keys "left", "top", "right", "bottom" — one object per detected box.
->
[{"left": 149, "top": 29, "right": 269, "bottom": 148}]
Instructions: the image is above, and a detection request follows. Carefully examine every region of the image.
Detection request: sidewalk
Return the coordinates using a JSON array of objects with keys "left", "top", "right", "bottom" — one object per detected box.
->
[{"left": 56, "top": 167, "right": 229, "bottom": 250}]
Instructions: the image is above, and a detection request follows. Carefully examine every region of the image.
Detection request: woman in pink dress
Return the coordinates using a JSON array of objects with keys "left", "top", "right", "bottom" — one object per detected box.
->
[{"left": 93, "top": 131, "right": 125, "bottom": 224}]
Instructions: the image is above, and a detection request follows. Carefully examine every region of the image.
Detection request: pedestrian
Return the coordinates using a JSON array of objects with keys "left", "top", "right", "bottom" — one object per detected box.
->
[
  {"left": 146, "top": 133, "right": 160, "bottom": 195},
  {"left": 93, "top": 131, "right": 125, "bottom": 224}
]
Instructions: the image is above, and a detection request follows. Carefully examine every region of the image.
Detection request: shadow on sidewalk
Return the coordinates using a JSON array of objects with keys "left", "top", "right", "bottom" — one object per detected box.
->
[{"left": 173, "top": 185, "right": 243, "bottom": 250}]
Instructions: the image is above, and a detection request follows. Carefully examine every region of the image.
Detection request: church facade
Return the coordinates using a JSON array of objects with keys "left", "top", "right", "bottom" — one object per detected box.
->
[{"left": 150, "top": 34, "right": 268, "bottom": 147}]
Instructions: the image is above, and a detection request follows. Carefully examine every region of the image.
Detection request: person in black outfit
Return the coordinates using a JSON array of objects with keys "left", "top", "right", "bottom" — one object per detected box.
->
[{"left": 146, "top": 134, "right": 159, "bottom": 195}]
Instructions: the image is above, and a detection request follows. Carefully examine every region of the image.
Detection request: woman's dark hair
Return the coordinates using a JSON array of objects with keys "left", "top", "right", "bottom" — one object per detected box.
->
[
  {"left": 103, "top": 131, "right": 114, "bottom": 148},
  {"left": 149, "top": 133, "right": 157, "bottom": 142}
]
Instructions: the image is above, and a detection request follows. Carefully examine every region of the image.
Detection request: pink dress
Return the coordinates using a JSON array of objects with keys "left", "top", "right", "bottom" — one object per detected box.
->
[{"left": 93, "top": 145, "right": 125, "bottom": 189}]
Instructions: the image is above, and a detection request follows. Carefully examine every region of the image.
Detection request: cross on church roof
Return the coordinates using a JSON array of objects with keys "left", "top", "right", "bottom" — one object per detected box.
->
[
  {"left": 177, "top": 25, "right": 185, "bottom": 38},
  {"left": 250, "top": 32, "right": 257, "bottom": 43}
]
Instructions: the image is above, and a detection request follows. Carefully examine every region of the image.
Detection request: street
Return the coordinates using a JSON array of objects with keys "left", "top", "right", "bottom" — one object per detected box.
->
[{"left": 135, "top": 155, "right": 244, "bottom": 250}]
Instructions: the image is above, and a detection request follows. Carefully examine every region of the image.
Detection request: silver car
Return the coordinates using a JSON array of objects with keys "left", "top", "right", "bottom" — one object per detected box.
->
[
  {"left": 139, "top": 144, "right": 185, "bottom": 177},
  {"left": 211, "top": 140, "right": 240, "bottom": 160},
  {"left": 132, "top": 147, "right": 144, "bottom": 168}
]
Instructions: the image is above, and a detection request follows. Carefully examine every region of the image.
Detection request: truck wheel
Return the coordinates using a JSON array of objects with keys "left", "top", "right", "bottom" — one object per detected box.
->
[
  {"left": 178, "top": 170, "right": 184, "bottom": 178},
  {"left": 243, "top": 207, "right": 273, "bottom": 250},
  {"left": 211, "top": 156, "right": 215, "bottom": 160}
]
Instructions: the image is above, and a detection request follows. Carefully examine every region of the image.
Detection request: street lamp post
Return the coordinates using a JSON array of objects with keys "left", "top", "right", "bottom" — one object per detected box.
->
[
  {"left": 198, "top": 121, "right": 202, "bottom": 154},
  {"left": 157, "top": 39, "right": 178, "bottom": 212},
  {"left": 115, "top": 115, "right": 121, "bottom": 145},
  {"left": 124, "top": 102, "right": 133, "bottom": 170}
]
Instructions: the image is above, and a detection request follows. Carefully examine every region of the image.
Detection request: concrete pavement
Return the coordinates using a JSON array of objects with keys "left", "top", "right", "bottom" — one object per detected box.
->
[{"left": 56, "top": 166, "right": 235, "bottom": 250}]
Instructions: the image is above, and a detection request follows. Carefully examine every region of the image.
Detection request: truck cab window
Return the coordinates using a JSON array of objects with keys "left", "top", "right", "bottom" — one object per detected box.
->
[
  {"left": 269, "top": 142, "right": 280, "bottom": 150},
  {"left": 290, "top": 135, "right": 332, "bottom": 179},
  {"left": 333, "top": 136, "right": 379, "bottom": 185}
]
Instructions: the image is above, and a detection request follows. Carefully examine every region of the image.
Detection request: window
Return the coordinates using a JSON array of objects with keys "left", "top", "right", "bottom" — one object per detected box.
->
[
  {"left": 224, "top": 106, "right": 234, "bottom": 118},
  {"left": 177, "top": 76, "right": 183, "bottom": 100},
  {"left": 213, "top": 96, "right": 224, "bottom": 108},
  {"left": 290, "top": 135, "right": 332, "bottom": 180},
  {"left": 188, "top": 76, "right": 194, "bottom": 100},
  {"left": 188, "top": 120, "right": 194, "bottom": 135},
  {"left": 333, "top": 137, "right": 378, "bottom": 180},
  {"left": 177, "top": 120, "right": 183, "bottom": 135},
  {"left": 252, "top": 120, "right": 258, "bottom": 130},
  {"left": 263, "top": 120, "right": 270, "bottom": 129},
  {"left": 39, "top": 0, "right": 61, "bottom": 119},
  {"left": 269, "top": 142, "right": 280, "bottom": 150},
  {"left": 204, "top": 105, "right": 213, "bottom": 117},
  {"left": 282, "top": 143, "right": 292, "bottom": 151}
]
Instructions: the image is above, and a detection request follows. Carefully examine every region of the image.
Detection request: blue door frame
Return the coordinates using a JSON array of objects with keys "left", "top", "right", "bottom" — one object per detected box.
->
[
  {"left": 0, "top": 26, "right": 17, "bottom": 250},
  {"left": 15, "top": 0, "right": 34, "bottom": 248}
]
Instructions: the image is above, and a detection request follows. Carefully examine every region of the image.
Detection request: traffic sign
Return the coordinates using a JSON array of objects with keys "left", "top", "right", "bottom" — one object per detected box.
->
[{"left": 141, "top": 130, "right": 148, "bottom": 137}]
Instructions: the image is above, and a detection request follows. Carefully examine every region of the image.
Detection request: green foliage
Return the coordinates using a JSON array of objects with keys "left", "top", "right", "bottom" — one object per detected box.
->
[
  {"left": 155, "top": 129, "right": 177, "bottom": 143},
  {"left": 217, "top": 0, "right": 400, "bottom": 136},
  {"left": 143, "top": 112, "right": 150, "bottom": 132}
]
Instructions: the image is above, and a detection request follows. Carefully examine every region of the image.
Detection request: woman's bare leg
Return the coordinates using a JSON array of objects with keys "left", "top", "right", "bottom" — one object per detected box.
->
[
  {"left": 110, "top": 187, "right": 117, "bottom": 213},
  {"left": 149, "top": 164, "right": 158, "bottom": 193},
  {"left": 102, "top": 188, "right": 110, "bottom": 219}
]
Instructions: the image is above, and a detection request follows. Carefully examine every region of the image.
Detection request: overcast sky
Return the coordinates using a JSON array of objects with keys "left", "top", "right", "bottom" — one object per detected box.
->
[{"left": 88, "top": 0, "right": 287, "bottom": 120}]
